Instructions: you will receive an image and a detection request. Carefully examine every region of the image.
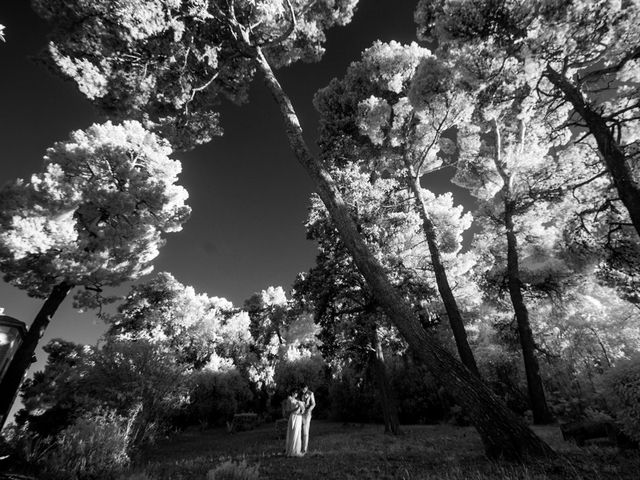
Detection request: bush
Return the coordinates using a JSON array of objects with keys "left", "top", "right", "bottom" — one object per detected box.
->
[
  {"left": 389, "top": 360, "right": 447, "bottom": 424},
  {"left": 206, "top": 459, "right": 260, "bottom": 480},
  {"left": 0, "top": 424, "right": 55, "bottom": 474},
  {"left": 273, "top": 354, "right": 326, "bottom": 395},
  {"left": 272, "top": 354, "right": 328, "bottom": 419},
  {"left": 189, "top": 369, "right": 254, "bottom": 427},
  {"left": 327, "top": 366, "right": 378, "bottom": 423},
  {"left": 600, "top": 355, "right": 640, "bottom": 443},
  {"left": 39, "top": 408, "right": 133, "bottom": 480}
]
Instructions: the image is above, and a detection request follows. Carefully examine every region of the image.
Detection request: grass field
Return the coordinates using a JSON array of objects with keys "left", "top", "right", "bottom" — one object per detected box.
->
[{"left": 127, "top": 421, "right": 640, "bottom": 480}]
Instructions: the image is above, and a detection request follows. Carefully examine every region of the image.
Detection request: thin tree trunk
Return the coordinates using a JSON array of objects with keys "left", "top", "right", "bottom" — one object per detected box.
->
[
  {"left": 403, "top": 158, "right": 480, "bottom": 377},
  {"left": 370, "top": 325, "right": 401, "bottom": 435},
  {"left": 255, "top": 47, "right": 555, "bottom": 460},
  {"left": 545, "top": 66, "right": 640, "bottom": 238},
  {"left": 0, "top": 281, "right": 73, "bottom": 429},
  {"left": 504, "top": 200, "right": 554, "bottom": 425},
  {"left": 492, "top": 121, "right": 553, "bottom": 425}
]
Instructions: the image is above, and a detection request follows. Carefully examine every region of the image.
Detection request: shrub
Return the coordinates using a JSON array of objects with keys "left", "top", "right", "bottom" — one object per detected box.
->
[
  {"left": 206, "top": 459, "right": 260, "bottom": 480},
  {"left": 272, "top": 354, "right": 328, "bottom": 419},
  {"left": 40, "top": 408, "right": 133, "bottom": 480},
  {"left": 600, "top": 355, "right": 640, "bottom": 442},
  {"left": 0, "top": 424, "right": 55, "bottom": 473},
  {"left": 273, "top": 354, "right": 326, "bottom": 396},
  {"left": 389, "top": 360, "right": 447, "bottom": 424},
  {"left": 189, "top": 369, "right": 254, "bottom": 427},
  {"left": 327, "top": 366, "right": 378, "bottom": 423}
]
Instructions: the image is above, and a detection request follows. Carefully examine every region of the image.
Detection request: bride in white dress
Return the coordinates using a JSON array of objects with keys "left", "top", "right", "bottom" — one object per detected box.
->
[{"left": 284, "top": 389, "right": 305, "bottom": 457}]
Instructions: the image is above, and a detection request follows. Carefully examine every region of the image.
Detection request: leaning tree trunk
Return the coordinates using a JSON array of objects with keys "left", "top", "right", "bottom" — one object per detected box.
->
[
  {"left": 370, "top": 324, "right": 401, "bottom": 435},
  {"left": 545, "top": 66, "right": 640, "bottom": 238},
  {"left": 403, "top": 158, "right": 480, "bottom": 377},
  {"left": 503, "top": 199, "right": 554, "bottom": 425},
  {"left": 0, "top": 281, "right": 73, "bottom": 429},
  {"left": 254, "top": 47, "right": 555, "bottom": 460}
]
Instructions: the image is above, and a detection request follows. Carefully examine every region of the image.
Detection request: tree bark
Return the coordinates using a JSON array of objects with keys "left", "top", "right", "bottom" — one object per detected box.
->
[
  {"left": 403, "top": 158, "right": 480, "bottom": 377},
  {"left": 370, "top": 325, "right": 401, "bottom": 435},
  {"left": 255, "top": 47, "right": 555, "bottom": 460},
  {"left": 545, "top": 66, "right": 640, "bottom": 238},
  {"left": 0, "top": 281, "right": 73, "bottom": 429},
  {"left": 503, "top": 199, "right": 554, "bottom": 425},
  {"left": 492, "top": 121, "right": 553, "bottom": 425}
]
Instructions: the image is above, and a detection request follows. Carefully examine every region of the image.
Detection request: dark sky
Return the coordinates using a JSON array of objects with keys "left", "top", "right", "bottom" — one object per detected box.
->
[{"left": 0, "top": 0, "right": 454, "bottom": 415}]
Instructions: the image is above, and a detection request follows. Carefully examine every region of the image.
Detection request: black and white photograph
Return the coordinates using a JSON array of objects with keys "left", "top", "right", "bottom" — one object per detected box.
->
[{"left": 0, "top": 1, "right": 639, "bottom": 479}]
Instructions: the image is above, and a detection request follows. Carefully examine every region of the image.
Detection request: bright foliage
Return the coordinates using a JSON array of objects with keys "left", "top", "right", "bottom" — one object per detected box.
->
[{"left": 0, "top": 121, "right": 190, "bottom": 304}]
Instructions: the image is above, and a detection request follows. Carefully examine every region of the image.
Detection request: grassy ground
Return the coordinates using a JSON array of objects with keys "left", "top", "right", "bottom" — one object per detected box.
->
[{"left": 127, "top": 421, "right": 640, "bottom": 480}]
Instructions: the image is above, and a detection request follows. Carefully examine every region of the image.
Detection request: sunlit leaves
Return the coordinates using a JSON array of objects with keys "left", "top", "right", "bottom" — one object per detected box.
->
[
  {"left": 105, "top": 271, "right": 250, "bottom": 370},
  {"left": 34, "top": 0, "right": 359, "bottom": 150},
  {"left": 0, "top": 121, "right": 190, "bottom": 300}
]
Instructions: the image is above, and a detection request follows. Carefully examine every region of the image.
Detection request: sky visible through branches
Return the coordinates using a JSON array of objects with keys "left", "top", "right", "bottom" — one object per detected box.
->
[{"left": 0, "top": 0, "right": 468, "bottom": 412}]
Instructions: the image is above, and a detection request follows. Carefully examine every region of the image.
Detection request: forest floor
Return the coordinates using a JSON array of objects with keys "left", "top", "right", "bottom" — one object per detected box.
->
[{"left": 129, "top": 421, "right": 640, "bottom": 480}]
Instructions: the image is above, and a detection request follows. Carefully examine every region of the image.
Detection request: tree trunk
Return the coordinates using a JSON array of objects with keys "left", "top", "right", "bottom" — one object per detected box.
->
[
  {"left": 504, "top": 199, "right": 554, "bottom": 425},
  {"left": 0, "top": 281, "right": 73, "bottom": 429},
  {"left": 254, "top": 47, "right": 555, "bottom": 460},
  {"left": 370, "top": 325, "right": 401, "bottom": 435},
  {"left": 545, "top": 66, "right": 640, "bottom": 238},
  {"left": 403, "top": 158, "right": 480, "bottom": 377},
  {"left": 491, "top": 121, "right": 553, "bottom": 426}
]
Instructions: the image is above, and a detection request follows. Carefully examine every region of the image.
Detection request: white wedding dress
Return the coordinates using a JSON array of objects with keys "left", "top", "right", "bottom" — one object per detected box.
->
[{"left": 285, "top": 398, "right": 304, "bottom": 457}]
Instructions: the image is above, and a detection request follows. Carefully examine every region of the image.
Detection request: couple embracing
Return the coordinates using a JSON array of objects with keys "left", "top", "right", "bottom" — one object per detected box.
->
[{"left": 283, "top": 384, "right": 315, "bottom": 457}]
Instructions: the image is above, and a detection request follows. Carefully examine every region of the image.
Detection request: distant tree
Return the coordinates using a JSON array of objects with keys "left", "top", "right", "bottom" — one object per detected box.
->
[
  {"left": 537, "top": 278, "right": 640, "bottom": 372},
  {"left": 245, "top": 286, "right": 290, "bottom": 349},
  {"left": 0, "top": 121, "right": 190, "bottom": 427},
  {"left": 242, "top": 285, "right": 322, "bottom": 407},
  {"left": 104, "top": 271, "right": 250, "bottom": 370},
  {"left": 34, "top": 0, "right": 553, "bottom": 458}
]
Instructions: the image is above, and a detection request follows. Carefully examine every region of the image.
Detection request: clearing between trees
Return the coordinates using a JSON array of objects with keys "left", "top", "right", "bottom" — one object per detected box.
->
[{"left": 129, "top": 421, "right": 640, "bottom": 480}]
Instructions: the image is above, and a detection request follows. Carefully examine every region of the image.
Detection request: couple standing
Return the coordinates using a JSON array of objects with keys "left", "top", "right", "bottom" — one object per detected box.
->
[{"left": 283, "top": 384, "right": 315, "bottom": 457}]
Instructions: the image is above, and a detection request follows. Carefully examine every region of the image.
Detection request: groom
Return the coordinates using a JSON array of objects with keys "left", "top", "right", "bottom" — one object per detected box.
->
[{"left": 301, "top": 384, "right": 315, "bottom": 455}]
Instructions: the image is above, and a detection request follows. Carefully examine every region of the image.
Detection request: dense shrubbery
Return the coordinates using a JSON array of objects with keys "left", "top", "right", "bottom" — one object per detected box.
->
[
  {"left": 326, "top": 366, "right": 378, "bottom": 423},
  {"left": 600, "top": 355, "right": 640, "bottom": 442},
  {"left": 42, "top": 408, "right": 132, "bottom": 480},
  {"left": 15, "top": 338, "right": 190, "bottom": 451},
  {"left": 4, "top": 408, "right": 134, "bottom": 480},
  {"left": 273, "top": 354, "right": 326, "bottom": 396},
  {"left": 271, "top": 354, "right": 328, "bottom": 418},
  {"left": 187, "top": 369, "right": 254, "bottom": 428},
  {"left": 389, "top": 360, "right": 448, "bottom": 425}
]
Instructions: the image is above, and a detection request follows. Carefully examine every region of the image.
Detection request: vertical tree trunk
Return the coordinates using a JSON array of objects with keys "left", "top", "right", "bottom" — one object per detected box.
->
[
  {"left": 403, "top": 158, "right": 480, "bottom": 377},
  {"left": 0, "top": 281, "right": 73, "bottom": 429},
  {"left": 370, "top": 325, "right": 401, "bottom": 435},
  {"left": 255, "top": 47, "right": 555, "bottom": 460},
  {"left": 503, "top": 199, "right": 554, "bottom": 425},
  {"left": 492, "top": 121, "right": 553, "bottom": 425},
  {"left": 545, "top": 66, "right": 640, "bottom": 238}
]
